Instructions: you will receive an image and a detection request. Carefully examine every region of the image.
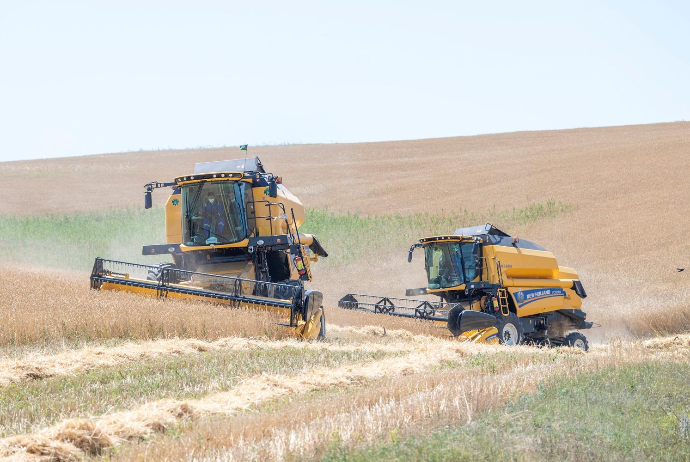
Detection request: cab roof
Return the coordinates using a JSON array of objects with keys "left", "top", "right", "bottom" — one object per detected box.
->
[
  {"left": 453, "top": 223, "right": 510, "bottom": 237},
  {"left": 453, "top": 223, "right": 546, "bottom": 251},
  {"left": 193, "top": 157, "right": 265, "bottom": 175}
]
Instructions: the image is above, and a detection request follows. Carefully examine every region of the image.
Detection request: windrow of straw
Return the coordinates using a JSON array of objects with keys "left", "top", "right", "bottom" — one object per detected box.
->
[{"left": 0, "top": 333, "right": 418, "bottom": 387}]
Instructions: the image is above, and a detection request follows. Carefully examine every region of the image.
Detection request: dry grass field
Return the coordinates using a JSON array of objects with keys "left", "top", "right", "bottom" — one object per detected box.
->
[{"left": 0, "top": 122, "right": 689, "bottom": 460}]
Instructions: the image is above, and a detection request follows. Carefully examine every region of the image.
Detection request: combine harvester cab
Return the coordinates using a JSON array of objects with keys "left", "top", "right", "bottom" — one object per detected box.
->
[
  {"left": 91, "top": 157, "right": 328, "bottom": 339},
  {"left": 339, "top": 224, "right": 592, "bottom": 349}
]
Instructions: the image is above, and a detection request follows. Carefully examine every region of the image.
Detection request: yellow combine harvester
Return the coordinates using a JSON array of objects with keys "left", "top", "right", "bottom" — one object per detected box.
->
[
  {"left": 91, "top": 157, "right": 328, "bottom": 339},
  {"left": 339, "top": 224, "right": 592, "bottom": 349}
]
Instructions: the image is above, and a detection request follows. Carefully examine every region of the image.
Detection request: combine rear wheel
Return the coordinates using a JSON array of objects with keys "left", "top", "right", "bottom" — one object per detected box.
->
[
  {"left": 564, "top": 332, "right": 589, "bottom": 351},
  {"left": 496, "top": 313, "right": 523, "bottom": 346}
]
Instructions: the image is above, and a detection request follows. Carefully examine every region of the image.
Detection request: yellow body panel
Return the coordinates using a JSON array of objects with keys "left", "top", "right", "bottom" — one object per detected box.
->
[
  {"left": 459, "top": 327, "right": 499, "bottom": 343},
  {"left": 251, "top": 185, "right": 305, "bottom": 237},
  {"left": 507, "top": 287, "right": 564, "bottom": 316},
  {"left": 482, "top": 245, "right": 558, "bottom": 280},
  {"left": 557, "top": 266, "right": 579, "bottom": 279},
  {"left": 165, "top": 193, "right": 182, "bottom": 244}
]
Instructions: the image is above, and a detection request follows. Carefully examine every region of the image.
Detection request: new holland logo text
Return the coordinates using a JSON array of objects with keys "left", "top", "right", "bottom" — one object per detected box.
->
[
  {"left": 515, "top": 288, "right": 565, "bottom": 307},
  {"left": 525, "top": 289, "right": 555, "bottom": 300}
]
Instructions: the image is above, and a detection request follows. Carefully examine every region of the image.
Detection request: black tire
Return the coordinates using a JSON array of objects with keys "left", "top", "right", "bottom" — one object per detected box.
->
[
  {"left": 447, "top": 305, "right": 464, "bottom": 337},
  {"left": 564, "top": 332, "right": 589, "bottom": 351},
  {"left": 495, "top": 313, "right": 524, "bottom": 346},
  {"left": 317, "top": 310, "right": 326, "bottom": 341},
  {"left": 273, "top": 279, "right": 303, "bottom": 300},
  {"left": 146, "top": 263, "right": 177, "bottom": 283}
]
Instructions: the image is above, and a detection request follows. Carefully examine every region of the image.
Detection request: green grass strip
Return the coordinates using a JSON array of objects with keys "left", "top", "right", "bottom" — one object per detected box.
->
[
  {"left": 322, "top": 361, "right": 690, "bottom": 461},
  {"left": 302, "top": 200, "right": 572, "bottom": 265},
  {"left": 0, "top": 208, "right": 169, "bottom": 270},
  {"left": 0, "top": 200, "right": 572, "bottom": 270}
]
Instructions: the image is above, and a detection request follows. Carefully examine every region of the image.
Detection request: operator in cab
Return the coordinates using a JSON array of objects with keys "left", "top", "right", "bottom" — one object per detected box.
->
[{"left": 202, "top": 192, "right": 226, "bottom": 240}]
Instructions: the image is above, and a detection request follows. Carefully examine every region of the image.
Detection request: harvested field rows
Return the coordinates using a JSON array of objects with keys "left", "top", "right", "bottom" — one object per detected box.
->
[
  {"left": 0, "top": 343, "right": 463, "bottom": 459},
  {"left": 1, "top": 344, "right": 393, "bottom": 438},
  {"left": 2, "top": 330, "right": 688, "bottom": 461},
  {"left": 117, "top": 335, "right": 690, "bottom": 461}
]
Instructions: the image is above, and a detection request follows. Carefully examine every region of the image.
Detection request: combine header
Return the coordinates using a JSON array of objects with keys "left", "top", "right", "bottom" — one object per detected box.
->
[
  {"left": 340, "top": 224, "right": 593, "bottom": 348},
  {"left": 91, "top": 157, "right": 328, "bottom": 339}
]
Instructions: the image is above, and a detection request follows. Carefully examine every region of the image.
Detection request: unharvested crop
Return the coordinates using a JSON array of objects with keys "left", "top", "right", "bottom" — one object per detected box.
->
[{"left": 0, "top": 266, "right": 288, "bottom": 352}]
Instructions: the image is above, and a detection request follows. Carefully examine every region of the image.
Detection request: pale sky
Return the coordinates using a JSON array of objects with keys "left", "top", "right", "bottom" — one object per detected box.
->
[{"left": 1, "top": 1, "right": 688, "bottom": 162}]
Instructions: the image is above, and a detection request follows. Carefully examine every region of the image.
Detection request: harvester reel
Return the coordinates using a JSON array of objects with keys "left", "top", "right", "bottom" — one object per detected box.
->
[
  {"left": 374, "top": 297, "right": 395, "bottom": 314},
  {"left": 414, "top": 301, "right": 438, "bottom": 319}
]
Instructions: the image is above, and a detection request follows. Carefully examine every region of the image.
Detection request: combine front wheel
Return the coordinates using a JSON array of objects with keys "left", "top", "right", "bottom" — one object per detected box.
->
[
  {"left": 496, "top": 313, "right": 523, "bottom": 346},
  {"left": 564, "top": 332, "right": 589, "bottom": 351}
]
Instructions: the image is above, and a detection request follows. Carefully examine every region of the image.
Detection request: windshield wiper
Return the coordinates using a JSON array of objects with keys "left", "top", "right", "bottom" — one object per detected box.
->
[{"left": 455, "top": 246, "right": 468, "bottom": 283}]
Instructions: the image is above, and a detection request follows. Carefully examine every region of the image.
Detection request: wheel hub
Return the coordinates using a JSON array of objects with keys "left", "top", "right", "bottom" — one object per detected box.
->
[
  {"left": 573, "top": 338, "right": 586, "bottom": 350},
  {"left": 502, "top": 323, "right": 519, "bottom": 346}
]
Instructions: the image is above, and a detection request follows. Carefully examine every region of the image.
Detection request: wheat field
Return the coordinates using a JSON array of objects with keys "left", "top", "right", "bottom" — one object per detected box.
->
[{"left": 0, "top": 123, "right": 689, "bottom": 460}]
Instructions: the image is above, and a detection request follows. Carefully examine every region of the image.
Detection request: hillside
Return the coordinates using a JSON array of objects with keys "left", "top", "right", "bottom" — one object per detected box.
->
[
  {"left": 2, "top": 123, "right": 689, "bottom": 338},
  {"left": 2, "top": 122, "right": 689, "bottom": 217},
  {"left": 1, "top": 123, "right": 689, "bottom": 460}
]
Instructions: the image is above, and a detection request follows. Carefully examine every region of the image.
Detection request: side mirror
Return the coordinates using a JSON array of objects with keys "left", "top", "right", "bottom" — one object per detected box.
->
[
  {"left": 268, "top": 180, "right": 278, "bottom": 198},
  {"left": 408, "top": 243, "right": 421, "bottom": 263},
  {"left": 472, "top": 242, "right": 479, "bottom": 254},
  {"left": 144, "top": 191, "right": 152, "bottom": 209}
]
